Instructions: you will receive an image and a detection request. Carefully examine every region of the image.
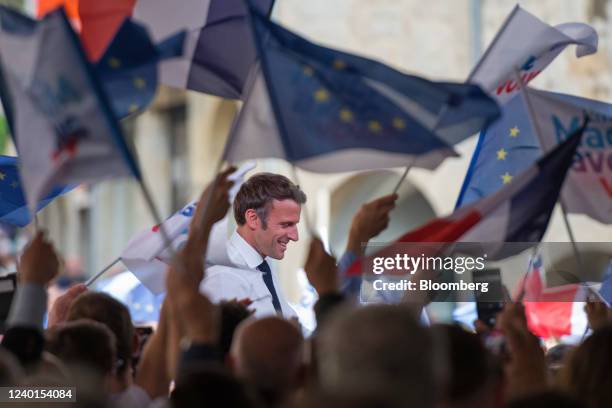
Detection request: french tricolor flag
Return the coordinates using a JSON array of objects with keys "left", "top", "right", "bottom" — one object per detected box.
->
[
  {"left": 346, "top": 119, "right": 586, "bottom": 277},
  {"left": 519, "top": 255, "right": 588, "bottom": 341}
]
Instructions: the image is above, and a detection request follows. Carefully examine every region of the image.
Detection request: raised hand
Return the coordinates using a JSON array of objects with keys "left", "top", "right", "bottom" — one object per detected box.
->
[
  {"left": 346, "top": 194, "right": 398, "bottom": 256},
  {"left": 48, "top": 283, "right": 87, "bottom": 328},
  {"left": 19, "top": 231, "right": 61, "bottom": 286},
  {"left": 304, "top": 238, "right": 338, "bottom": 296}
]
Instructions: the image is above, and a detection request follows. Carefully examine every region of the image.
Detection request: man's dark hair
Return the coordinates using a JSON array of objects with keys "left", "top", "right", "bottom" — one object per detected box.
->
[
  {"left": 171, "top": 364, "right": 261, "bottom": 408},
  {"left": 66, "top": 292, "right": 134, "bottom": 376},
  {"left": 233, "top": 173, "right": 306, "bottom": 227},
  {"left": 45, "top": 319, "right": 116, "bottom": 376}
]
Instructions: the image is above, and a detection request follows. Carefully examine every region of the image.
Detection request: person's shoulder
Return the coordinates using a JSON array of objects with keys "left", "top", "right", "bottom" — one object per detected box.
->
[
  {"left": 200, "top": 266, "right": 254, "bottom": 302},
  {"left": 201, "top": 266, "right": 253, "bottom": 292},
  {"left": 205, "top": 265, "right": 253, "bottom": 281}
]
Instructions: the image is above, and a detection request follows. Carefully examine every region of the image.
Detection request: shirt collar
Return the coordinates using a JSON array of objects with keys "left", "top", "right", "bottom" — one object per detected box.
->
[{"left": 230, "top": 230, "right": 265, "bottom": 269}]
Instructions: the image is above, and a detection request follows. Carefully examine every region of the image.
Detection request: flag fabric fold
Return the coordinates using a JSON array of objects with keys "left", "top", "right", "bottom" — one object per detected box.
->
[
  {"left": 519, "top": 254, "right": 587, "bottom": 340},
  {"left": 120, "top": 205, "right": 232, "bottom": 294},
  {"left": 94, "top": 17, "right": 185, "bottom": 119},
  {"left": 0, "top": 7, "right": 141, "bottom": 213},
  {"left": 346, "top": 122, "right": 586, "bottom": 277},
  {"left": 468, "top": 4, "right": 598, "bottom": 104},
  {"left": 0, "top": 156, "right": 74, "bottom": 227},
  {"left": 132, "top": 0, "right": 275, "bottom": 98},
  {"left": 224, "top": 6, "right": 501, "bottom": 173}
]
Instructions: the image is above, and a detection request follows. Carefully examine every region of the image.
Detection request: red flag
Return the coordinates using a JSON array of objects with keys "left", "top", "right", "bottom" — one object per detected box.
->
[{"left": 37, "top": 0, "right": 136, "bottom": 61}]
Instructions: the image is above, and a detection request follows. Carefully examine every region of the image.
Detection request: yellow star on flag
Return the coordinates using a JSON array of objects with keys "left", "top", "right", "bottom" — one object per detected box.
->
[
  {"left": 496, "top": 148, "right": 507, "bottom": 160},
  {"left": 501, "top": 172, "right": 513, "bottom": 184},
  {"left": 0, "top": 172, "right": 5, "bottom": 181},
  {"left": 314, "top": 88, "right": 329, "bottom": 103},
  {"left": 509, "top": 126, "right": 520, "bottom": 137},
  {"left": 10, "top": 181, "right": 18, "bottom": 189},
  {"left": 128, "top": 104, "right": 139, "bottom": 113},
  {"left": 303, "top": 65, "right": 314, "bottom": 76},
  {"left": 392, "top": 117, "right": 406, "bottom": 130},
  {"left": 339, "top": 108, "right": 353, "bottom": 122},
  {"left": 368, "top": 120, "right": 382, "bottom": 133},
  {"left": 332, "top": 59, "right": 346, "bottom": 70},
  {"left": 133, "top": 77, "right": 146, "bottom": 89},
  {"left": 108, "top": 57, "right": 121, "bottom": 69}
]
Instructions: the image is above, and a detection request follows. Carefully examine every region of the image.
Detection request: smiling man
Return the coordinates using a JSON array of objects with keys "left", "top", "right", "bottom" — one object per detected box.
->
[{"left": 200, "top": 173, "right": 306, "bottom": 318}]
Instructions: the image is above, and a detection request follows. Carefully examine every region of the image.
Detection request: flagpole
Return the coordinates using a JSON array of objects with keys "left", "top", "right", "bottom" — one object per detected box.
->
[
  {"left": 515, "top": 245, "right": 539, "bottom": 302},
  {"left": 392, "top": 103, "right": 450, "bottom": 194},
  {"left": 85, "top": 256, "right": 120, "bottom": 287},
  {"left": 392, "top": 156, "right": 416, "bottom": 195},
  {"left": 465, "top": 5, "right": 520, "bottom": 82},
  {"left": 512, "top": 67, "right": 586, "bottom": 279}
]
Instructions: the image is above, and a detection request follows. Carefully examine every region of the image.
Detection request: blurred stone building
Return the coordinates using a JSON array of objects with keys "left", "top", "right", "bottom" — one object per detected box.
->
[{"left": 9, "top": 1, "right": 611, "bottom": 306}]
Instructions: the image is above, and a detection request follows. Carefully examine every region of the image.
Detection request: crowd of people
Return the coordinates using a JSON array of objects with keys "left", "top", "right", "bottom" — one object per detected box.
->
[{"left": 0, "top": 168, "right": 610, "bottom": 408}]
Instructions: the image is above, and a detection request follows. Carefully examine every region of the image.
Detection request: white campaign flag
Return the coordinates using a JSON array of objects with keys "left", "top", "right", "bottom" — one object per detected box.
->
[
  {"left": 121, "top": 213, "right": 232, "bottom": 294},
  {"left": 0, "top": 8, "right": 140, "bottom": 212},
  {"left": 526, "top": 88, "right": 612, "bottom": 224},
  {"left": 470, "top": 5, "right": 598, "bottom": 104}
]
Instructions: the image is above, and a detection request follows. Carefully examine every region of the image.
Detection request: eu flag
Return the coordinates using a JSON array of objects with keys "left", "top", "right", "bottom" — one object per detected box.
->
[
  {"left": 455, "top": 94, "right": 541, "bottom": 207},
  {"left": 242, "top": 5, "right": 500, "bottom": 167},
  {"left": 95, "top": 18, "right": 185, "bottom": 119},
  {"left": 0, "top": 156, "right": 73, "bottom": 227}
]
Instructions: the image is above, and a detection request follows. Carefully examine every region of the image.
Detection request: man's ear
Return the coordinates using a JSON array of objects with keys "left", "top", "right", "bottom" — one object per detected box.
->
[{"left": 244, "top": 209, "right": 259, "bottom": 230}]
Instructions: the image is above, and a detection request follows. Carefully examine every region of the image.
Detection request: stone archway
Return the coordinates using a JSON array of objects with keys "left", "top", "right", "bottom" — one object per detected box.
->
[{"left": 328, "top": 170, "right": 436, "bottom": 257}]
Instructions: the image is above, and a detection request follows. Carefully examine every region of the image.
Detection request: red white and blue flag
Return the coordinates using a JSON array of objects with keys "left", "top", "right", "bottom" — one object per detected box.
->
[
  {"left": 346, "top": 120, "right": 586, "bottom": 277},
  {"left": 519, "top": 254, "right": 588, "bottom": 341}
]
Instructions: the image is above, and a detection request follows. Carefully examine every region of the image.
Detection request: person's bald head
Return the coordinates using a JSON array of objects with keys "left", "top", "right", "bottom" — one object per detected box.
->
[{"left": 230, "top": 317, "right": 304, "bottom": 404}]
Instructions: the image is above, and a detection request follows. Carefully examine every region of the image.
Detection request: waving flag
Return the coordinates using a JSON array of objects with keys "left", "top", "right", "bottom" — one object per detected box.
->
[
  {"left": 520, "top": 254, "right": 588, "bottom": 340},
  {"left": 347, "top": 123, "right": 585, "bottom": 277},
  {"left": 132, "top": 0, "right": 274, "bottom": 98},
  {"left": 99, "top": 271, "right": 165, "bottom": 324},
  {"left": 526, "top": 89, "right": 612, "bottom": 224},
  {"left": 469, "top": 4, "right": 597, "bottom": 104},
  {"left": 121, "top": 206, "right": 232, "bottom": 294},
  {"left": 0, "top": 7, "right": 141, "bottom": 213},
  {"left": 457, "top": 89, "right": 612, "bottom": 224},
  {"left": 456, "top": 94, "right": 540, "bottom": 207},
  {"left": 94, "top": 17, "right": 185, "bottom": 119},
  {"left": 0, "top": 156, "right": 74, "bottom": 227},
  {"left": 38, "top": 0, "right": 273, "bottom": 99},
  {"left": 224, "top": 6, "right": 500, "bottom": 173}
]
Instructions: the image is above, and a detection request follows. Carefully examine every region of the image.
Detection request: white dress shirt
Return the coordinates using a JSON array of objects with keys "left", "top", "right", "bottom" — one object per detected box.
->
[{"left": 200, "top": 230, "right": 296, "bottom": 318}]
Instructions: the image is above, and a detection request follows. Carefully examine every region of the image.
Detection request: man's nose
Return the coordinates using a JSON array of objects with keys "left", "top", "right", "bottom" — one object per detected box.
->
[{"left": 288, "top": 226, "right": 299, "bottom": 241}]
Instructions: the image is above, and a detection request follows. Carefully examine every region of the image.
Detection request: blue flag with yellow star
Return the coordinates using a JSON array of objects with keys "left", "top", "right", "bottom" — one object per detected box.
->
[
  {"left": 95, "top": 18, "right": 185, "bottom": 119},
  {"left": 455, "top": 94, "right": 541, "bottom": 208},
  {"left": 0, "top": 156, "right": 73, "bottom": 227},
  {"left": 223, "top": 5, "right": 500, "bottom": 173}
]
